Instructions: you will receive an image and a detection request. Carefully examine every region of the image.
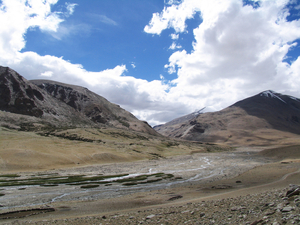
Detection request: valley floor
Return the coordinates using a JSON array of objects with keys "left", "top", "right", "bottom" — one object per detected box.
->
[{"left": 0, "top": 146, "right": 300, "bottom": 224}]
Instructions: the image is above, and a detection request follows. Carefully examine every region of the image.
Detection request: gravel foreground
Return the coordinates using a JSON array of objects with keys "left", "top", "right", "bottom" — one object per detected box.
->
[
  {"left": 1, "top": 147, "right": 300, "bottom": 225},
  {"left": 4, "top": 186, "right": 299, "bottom": 225}
]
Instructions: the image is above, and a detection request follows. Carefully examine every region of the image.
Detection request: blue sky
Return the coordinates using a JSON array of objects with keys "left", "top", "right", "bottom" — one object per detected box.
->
[
  {"left": 22, "top": 1, "right": 167, "bottom": 80},
  {"left": 21, "top": 0, "right": 201, "bottom": 82},
  {"left": 0, "top": 0, "right": 300, "bottom": 125}
]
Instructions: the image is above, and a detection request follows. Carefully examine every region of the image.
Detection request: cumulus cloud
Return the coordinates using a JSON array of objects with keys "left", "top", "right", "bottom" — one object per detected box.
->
[
  {"left": 145, "top": 0, "right": 300, "bottom": 123},
  {"left": 144, "top": 0, "right": 198, "bottom": 34},
  {"left": 170, "top": 33, "right": 179, "bottom": 39},
  {"left": 169, "top": 42, "right": 182, "bottom": 50},
  {"left": 65, "top": 2, "right": 77, "bottom": 16},
  {"left": 0, "top": 0, "right": 300, "bottom": 127},
  {"left": 0, "top": 0, "right": 75, "bottom": 55}
]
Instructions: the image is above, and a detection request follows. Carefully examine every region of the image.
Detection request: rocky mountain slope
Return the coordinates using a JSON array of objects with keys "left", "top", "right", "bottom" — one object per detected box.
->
[
  {"left": 0, "top": 66, "right": 156, "bottom": 135},
  {"left": 153, "top": 108, "right": 205, "bottom": 130},
  {"left": 31, "top": 79, "right": 156, "bottom": 135},
  {"left": 154, "top": 90, "right": 300, "bottom": 146}
]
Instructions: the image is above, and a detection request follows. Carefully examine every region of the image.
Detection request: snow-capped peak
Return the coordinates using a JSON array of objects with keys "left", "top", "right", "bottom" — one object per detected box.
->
[{"left": 260, "top": 90, "right": 286, "bottom": 104}]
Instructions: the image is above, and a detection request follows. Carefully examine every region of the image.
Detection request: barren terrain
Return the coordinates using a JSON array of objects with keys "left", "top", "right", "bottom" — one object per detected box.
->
[{"left": 0, "top": 127, "right": 300, "bottom": 224}]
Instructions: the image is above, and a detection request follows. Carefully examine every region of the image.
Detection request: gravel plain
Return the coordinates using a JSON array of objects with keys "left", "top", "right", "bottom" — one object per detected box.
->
[{"left": 1, "top": 147, "right": 300, "bottom": 225}]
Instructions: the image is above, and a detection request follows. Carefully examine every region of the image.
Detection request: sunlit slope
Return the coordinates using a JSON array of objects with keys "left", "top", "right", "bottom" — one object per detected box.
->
[{"left": 0, "top": 127, "right": 231, "bottom": 172}]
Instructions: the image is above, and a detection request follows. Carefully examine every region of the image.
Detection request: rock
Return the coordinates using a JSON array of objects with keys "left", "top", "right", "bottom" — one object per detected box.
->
[
  {"left": 272, "top": 222, "right": 280, "bottom": 225},
  {"left": 276, "top": 203, "right": 285, "bottom": 210},
  {"left": 146, "top": 214, "right": 155, "bottom": 219},
  {"left": 287, "top": 188, "right": 300, "bottom": 198},
  {"left": 181, "top": 210, "right": 190, "bottom": 214},
  {"left": 286, "top": 184, "right": 300, "bottom": 197},
  {"left": 231, "top": 206, "right": 246, "bottom": 211},
  {"left": 282, "top": 206, "right": 294, "bottom": 212},
  {"left": 250, "top": 219, "right": 263, "bottom": 225},
  {"left": 200, "top": 212, "right": 205, "bottom": 217},
  {"left": 168, "top": 195, "right": 183, "bottom": 201},
  {"left": 265, "top": 210, "right": 276, "bottom": 216}
]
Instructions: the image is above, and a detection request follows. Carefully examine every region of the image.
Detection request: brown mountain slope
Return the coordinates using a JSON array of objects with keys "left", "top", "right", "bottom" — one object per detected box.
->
[
  {"left": 0, "top": 66, "right": 91, "bottom": 127},
  {"left": 0, "top": 66, "right": 157, "bottom": 135},
  {"left": 154, "top": 91, "right": 300, "bottom": 146},
  {"left": 31, "top": 79, "right": 157, "bottom": 135}
]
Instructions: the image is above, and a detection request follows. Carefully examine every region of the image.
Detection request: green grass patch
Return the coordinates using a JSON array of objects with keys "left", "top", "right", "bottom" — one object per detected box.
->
[
  {"left": 0, "top": 174, "right": 129, "bottom": 187},
  {"left": 122, "top": 182, "right": 138, "bottom": 186},
  {"left": 0, "top": 172, "right": 174, "bottom": 188},
  {"left": 0, "top": 174, "right": 20, "bottom": 178},
  {"left": 80, "top": 184, "right": 99, "bottom": 189}
]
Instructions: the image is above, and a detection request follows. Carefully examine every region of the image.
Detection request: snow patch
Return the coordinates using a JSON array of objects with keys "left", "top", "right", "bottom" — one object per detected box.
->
[
  {"left": 260, "top": 90, "right": 286, "bottom": 103},
  {"left": 290, "top": 96, "right": 300, "bottom": 102}
]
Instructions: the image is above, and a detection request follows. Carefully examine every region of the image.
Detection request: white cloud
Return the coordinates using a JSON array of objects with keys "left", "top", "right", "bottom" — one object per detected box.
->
[
  {"left": 0, "top": 0, "right": 67, "bottom": 56},
  {"left": 144, "top": 0, "right": 300, "bottom": 124},
  {"left": 144, "top": 0, "right": 198, "bottom": 34},
  {"left": 65, "top": 3, "right": 77, "bottom": 16},
  {"left": 50, "top": 23, "right": 92, "bottom": 40},
  {"left": 1, "top": 0, "right": 300, "bottom": 127},
  {"left": 89, "top": 14, "right": 118, "bottom": 26},
  {"left": 169, "top": 42, "right": 182, "bottom": 50},
  {"left": 40, "top": 70, "right": 53, "bottom": 77},
  {"left": 131, "top": 63, "right": 136, "bottom": 68},
  {"left": 170, "top": 33, "right": 179, "bottom": 39}
]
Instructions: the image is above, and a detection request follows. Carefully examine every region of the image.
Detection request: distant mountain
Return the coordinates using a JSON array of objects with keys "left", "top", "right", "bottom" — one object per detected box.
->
[
  {"left": 153, "top": 108, "right": 205, "bottom": 131},
  {"left": 154, "top": 90, "right": 300, "bottom": 146},
  {"left": 0, "top": 66, "right": 157, "bottom": 135},
  {"left": 232, "top": 90, "right": 300, "bottom": 134}
]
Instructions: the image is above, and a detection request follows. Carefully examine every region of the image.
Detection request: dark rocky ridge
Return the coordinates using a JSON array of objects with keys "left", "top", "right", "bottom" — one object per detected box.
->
[
  {"left": 0, "top": 66, "right": 45, "bottom": 117},
  {"left": 0, "top": 66, "right": 157, "bottom": 135},
  {"left": 232, "top": 90, "right": 300, "bottom": 134},
  {"left": 0, "top": 66, "right": 85, "bottom": 123},
  {"left": 31, "top": 79, "right": 157, "bottom": 135}
]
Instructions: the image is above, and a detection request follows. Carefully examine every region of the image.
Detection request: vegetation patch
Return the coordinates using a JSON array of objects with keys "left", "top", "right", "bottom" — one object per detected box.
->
[
  {"left": 122, "top": 182, "right": 138, "bottom": 186},
  {"left": 0, "top": 174, "right": 20, "bottom": 178},
  {"left": 162, "top": 141, "right": 180, "bottom": 147},
  {"left": 0, "top": 172, "right": 174, "bottom": 188},
  {"left": 149, "top": 153, "right": 165, "bottom": 159},
  {"left": 80, "top": 184, "right": 99, "bottom": 189}
]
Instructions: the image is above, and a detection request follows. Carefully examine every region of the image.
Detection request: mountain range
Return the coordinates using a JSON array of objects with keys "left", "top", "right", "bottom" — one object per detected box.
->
[
  {"left": 1, "top": 66, "right": 300, "bottom": 147},
  {"left": 154, "top": 90, "right": 300, "bottom": 146}
]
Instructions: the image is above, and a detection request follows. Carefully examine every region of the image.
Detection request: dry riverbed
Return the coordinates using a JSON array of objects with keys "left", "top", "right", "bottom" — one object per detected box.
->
[{"left": 0, "top": 146, "right": 300, "bottom": 224}]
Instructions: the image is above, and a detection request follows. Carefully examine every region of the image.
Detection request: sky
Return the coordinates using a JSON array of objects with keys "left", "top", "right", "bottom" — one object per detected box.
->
[{"left": 0, "top": 0, "right": 300, "bottom": 126}]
